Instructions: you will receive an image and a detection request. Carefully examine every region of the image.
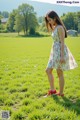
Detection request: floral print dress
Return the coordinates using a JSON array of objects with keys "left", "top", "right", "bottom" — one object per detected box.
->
[{"left": 47, "top": 25, "right": 78, "bottom": 70}]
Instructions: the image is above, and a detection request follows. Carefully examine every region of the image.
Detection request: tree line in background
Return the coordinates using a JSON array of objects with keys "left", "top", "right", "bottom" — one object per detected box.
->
[
  {"left": 0, "top": 4, "right": 39, "bottom": 35},
  {"left": 0, "top": 3, "right": 80, "bottom": 35}
]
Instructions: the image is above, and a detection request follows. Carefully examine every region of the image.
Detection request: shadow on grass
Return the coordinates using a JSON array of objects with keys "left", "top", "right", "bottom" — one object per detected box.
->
[
  {"left": 52, "top": 95, "right": 80, "bottom": 115},
  {"left": 19, "top": 34, "right": 50, "bottom": 38}
]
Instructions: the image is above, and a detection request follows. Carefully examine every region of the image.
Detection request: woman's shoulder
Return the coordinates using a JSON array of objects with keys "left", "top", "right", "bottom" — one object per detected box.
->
[
  {"left": 57, "top": 25, "right": 64, "bottom": 30},
  {"left": 57, "top": 25, "right": 64, "bottom": 33}
]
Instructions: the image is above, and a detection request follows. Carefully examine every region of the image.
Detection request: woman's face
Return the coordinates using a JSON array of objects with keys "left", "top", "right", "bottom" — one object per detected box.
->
[{"left": 46, "top": 15, "right": 56, "bottom": 26}]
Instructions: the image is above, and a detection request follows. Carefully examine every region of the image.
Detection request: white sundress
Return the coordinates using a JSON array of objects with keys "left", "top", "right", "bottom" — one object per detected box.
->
[{"left": 47, "top": 25, "right": 78, "bottom": 71}]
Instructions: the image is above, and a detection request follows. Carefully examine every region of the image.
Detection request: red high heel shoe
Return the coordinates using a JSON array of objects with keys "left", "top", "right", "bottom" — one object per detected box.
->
[{"left": 47, "top": 89, "right": 57, "bottom": 95}]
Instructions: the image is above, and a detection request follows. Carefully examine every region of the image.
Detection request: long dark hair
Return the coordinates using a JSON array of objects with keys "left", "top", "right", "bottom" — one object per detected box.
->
[{"left": 45, "top": 11, "right": 67, "bottom": 38}]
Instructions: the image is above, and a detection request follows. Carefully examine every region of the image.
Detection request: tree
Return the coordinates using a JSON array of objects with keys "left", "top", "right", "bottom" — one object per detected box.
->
[
  {"left": 77, "top": 12, "right": 80, "bottom": 33},
  {"left": 17, "top": 3, "right": 38, "bottom": 35},
  {"left": 2, "top": 11, "right": 9, "bottom": 18},
  {"left": 28, "top": 13, "right": 39, "bottom": 35},
  {"left": 14, "top": 14, "right": 23, "bottom": 35},
  {"left": 61, "top": 12, "right": 79, "bottom": 31},
  {"left": 39, "top": 20, "right": 47, "bottom": 32},
  {"left": 0, "top": 12, "right": 3, "bottom": 31},
  {"left": 0, "top": 11, "right": 9, "bottom": 18},
  {"left": 7, "top": 10, "right": 17, "bottom": 32},
  {"left": 38, "top": 16, "right": 44, "bottom": 24},
  {"left": 78, "top": 18, "right": 80, "bottom": 33},
  {"left": 62, "top": 13, "right": 74, "bottom": 30}
]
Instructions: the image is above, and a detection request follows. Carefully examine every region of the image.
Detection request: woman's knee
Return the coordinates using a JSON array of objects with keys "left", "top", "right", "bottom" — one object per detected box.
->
[
  {"left": 45, "top": 68, "right": 53, "bottom": 75},
  {"left": 57, "top": 69, "right": 63, "bottom": 77}
]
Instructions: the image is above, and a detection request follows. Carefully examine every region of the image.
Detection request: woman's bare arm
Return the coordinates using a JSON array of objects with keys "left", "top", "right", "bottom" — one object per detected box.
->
[{"left": 58, "top": 26, "right": 65, "bottom": 58}]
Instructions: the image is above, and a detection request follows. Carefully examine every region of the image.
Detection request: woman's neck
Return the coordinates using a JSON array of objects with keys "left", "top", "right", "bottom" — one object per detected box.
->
[{"left": 52, "top": 24, "right": 58, "bottom": 31}]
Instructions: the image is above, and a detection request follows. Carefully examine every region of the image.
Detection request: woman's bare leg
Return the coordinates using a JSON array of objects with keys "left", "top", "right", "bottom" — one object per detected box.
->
[
  {"left": 46, "top": 68, "right": 55, "bottom": 90},
  {"left": 57, "top": 69, "right": 64, "bottom": 94}
]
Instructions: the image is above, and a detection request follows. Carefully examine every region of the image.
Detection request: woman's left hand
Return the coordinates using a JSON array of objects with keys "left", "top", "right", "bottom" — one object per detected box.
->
[{"left": 60, "top": 56, "right": 65, "bottom": 64}]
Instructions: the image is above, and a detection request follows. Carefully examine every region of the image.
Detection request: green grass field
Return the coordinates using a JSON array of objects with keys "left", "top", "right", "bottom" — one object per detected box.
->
[{"left": 0, "top": 33, "right": 80, "bottom": 120}]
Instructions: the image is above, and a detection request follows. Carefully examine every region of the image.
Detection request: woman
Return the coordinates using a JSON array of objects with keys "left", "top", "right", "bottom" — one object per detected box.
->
[{"left": 45, "top": 11, "right": 78, "bottom": 96}]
